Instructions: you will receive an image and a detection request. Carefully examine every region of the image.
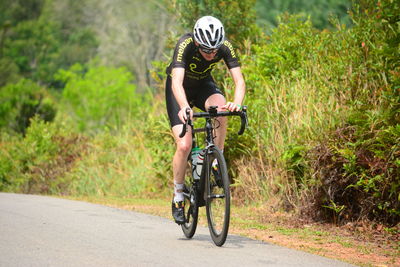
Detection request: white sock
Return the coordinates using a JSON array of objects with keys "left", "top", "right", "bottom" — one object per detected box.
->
[{"left": 173, "top": 182, "right": 184, "bottom": 202}]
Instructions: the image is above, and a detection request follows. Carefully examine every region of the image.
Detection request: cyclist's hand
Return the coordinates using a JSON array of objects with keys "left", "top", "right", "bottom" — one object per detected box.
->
[
  {"left": 223, "top": 102, "right": 242, "bottom": 112},
  {"left": 178, "top": 106, "right": 193, "bottom": 123}
]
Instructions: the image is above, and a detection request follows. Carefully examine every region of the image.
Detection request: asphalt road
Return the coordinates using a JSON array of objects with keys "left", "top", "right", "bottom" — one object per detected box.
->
[{"left": 0, "top": 193, "right": 355, "bottom": 267}]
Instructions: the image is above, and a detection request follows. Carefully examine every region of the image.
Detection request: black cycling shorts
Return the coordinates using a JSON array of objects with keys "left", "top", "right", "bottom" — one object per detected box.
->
[{"left": 165, "top": 75, "right": 224, "bottom": 127}]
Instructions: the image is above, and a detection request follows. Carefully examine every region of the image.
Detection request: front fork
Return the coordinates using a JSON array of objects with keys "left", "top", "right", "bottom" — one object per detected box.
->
[{"left": 201, "top": 144, "right": 216, "bottom": 206}]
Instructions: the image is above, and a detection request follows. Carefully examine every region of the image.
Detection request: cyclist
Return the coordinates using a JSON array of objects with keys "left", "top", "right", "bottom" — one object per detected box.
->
[{"left": 165, "top": 16, "right": 246, "bottom": 224}]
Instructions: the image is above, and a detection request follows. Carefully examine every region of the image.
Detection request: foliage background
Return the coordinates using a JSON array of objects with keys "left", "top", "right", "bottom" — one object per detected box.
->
[{"left": 0, "top": 0, "right": 399, "bottom": 226}]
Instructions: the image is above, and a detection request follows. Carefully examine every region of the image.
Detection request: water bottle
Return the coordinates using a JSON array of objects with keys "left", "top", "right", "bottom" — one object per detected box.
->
[
  {"left": 191, "top": 147, "right": 204, "bottom": 180},
  {"left": 195, "top": 150, "right": 204, "bottom": 179},
  {"left": 191, "top": 147, "right": 201, "bottom": 180}
]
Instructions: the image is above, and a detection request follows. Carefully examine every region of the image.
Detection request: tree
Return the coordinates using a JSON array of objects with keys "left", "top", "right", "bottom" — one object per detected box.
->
[
  {"left": 56, "top": 64, "right": 142, "bottom": 132},
  {"left": 256, "top": 0, "right": 352, "bottom": 31},
  {"left": 0, "top": 0, "right": 46, "bottom": 84},
  {"left": 4, "top": 18, "right": 61, "bottom": 83},
  {"left": 170, "top": 0, "right": 259, "bottom": 47},
  {"left": 0, "top": 0, "right": 98, "bottom": 87},
  {"left": 86, "top": 0, "right": 175, "bottom": 91},
  {"left": 0, "top": 0, "right": 44, "bottom": 26}
]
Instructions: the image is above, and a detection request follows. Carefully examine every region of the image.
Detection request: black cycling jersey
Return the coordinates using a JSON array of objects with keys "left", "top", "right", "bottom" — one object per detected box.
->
[
  {"left": 166, "top": 33, "right": 240, "bottom": 81},
  {"left": 165, "top": 33, "right": 241, "bottom": 127}
]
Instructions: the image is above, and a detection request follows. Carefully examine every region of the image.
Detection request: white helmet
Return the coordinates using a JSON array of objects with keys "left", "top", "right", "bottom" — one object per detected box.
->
[{"left": 193, "top": 16, "right": 225, "bottom": 49}]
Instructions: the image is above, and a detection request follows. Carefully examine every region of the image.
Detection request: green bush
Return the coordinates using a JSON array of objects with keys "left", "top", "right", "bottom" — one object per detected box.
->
[
  {"left": 301, "top": 0, "right": 400, "bottom": 224},
  {"left": 220, "top": 0, "right": 399, "bottom": 226},
  {"left": 308, "top": 121, "right": 399, "bottom": 225},
  {"left": 65, "top": 127, "right": 157, "bottom": 197},
  {"left": 0, "top": 58, "right": 20, "bottom": 87},
  {"left": 0, "top": 111, "right": 172, "bottom": 197},
  {"left": 56, "top": 63, "right": 144, "bottom": 133},
  {"left": 0, "top": 78, "right": 56, "bottom": 134},
  {"left": 0, "top": 117, "right": 86, "bottom": 194}
]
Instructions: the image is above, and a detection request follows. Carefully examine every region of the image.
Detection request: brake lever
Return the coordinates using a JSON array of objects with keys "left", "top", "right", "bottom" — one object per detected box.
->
[
  {"left": 179, "top": 108, "right": 191, "bottom": 138},
  {"left": 237, "top": 106, "right": 248, "bottom": 135}
]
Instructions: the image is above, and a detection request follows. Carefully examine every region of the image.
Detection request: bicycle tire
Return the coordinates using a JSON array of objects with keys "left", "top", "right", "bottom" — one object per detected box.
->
[
  {"left": 181, "top": 167, "right": 199, "bottom": 238},
  {"left": 205, "top": 146, "right": 230, "bottom": 246}
]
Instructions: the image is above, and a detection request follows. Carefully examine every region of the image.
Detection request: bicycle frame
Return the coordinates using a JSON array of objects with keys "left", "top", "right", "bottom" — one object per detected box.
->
[
  {"left": 192, "top": 116, "right": 217, "bottom": 206},
  {"left": 182, "top": 105, "right": 247, "bottom": 205}
]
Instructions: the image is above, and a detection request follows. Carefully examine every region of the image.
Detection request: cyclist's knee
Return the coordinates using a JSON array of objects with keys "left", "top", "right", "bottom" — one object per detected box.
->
[
  {"left": 176, "top": 140, "right": 191, "bottom": 154},
  {"left": 205, "top": 94, "right": 225, "bottom": 109},
  {"left": 217, "top": 116, "right": 227, "bottom": 125}
]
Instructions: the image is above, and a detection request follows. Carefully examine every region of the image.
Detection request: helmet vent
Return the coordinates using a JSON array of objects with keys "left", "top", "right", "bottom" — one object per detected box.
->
[{"left": 193, "top": 16, "right": 225, "bottom": 49}]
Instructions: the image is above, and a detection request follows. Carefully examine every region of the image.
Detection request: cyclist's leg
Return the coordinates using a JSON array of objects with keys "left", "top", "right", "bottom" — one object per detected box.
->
[
  {"left": 194, "top": 78, "right": 227, "bottom": 151},
  {"left": 166, "top": 76, "right": 192, "bottom": 190},
  {"left": 205, "top": 94, "right": 227, "bottom": 151},
  {"left": 171, "top": 125, "right": 192, "bottom": 186},
  {"left": 166, "top": 76, "right": 193, "bottom": 224}
]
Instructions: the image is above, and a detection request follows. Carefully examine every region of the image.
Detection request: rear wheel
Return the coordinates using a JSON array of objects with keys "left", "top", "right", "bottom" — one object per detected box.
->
[
  {"left": 205, "top": 147, "right": 230, "bottom": 246},
  {"left": 181, "top": 163, "right": 198, "bottom": 238}
]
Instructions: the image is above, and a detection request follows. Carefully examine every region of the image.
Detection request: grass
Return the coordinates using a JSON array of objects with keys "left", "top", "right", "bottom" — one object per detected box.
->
[
  {"left": 62, "top": 194, "right": 400, "bottom": 267},
  {"left": 331, "top": 237, "right": 354, "bottom": 248}
]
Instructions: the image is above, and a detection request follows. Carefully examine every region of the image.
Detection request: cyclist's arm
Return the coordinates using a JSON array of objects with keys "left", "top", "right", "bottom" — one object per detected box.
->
[
  {"left": 172, "top": 67, "right": 192, "bottom": 122},
  {"left": 224, "top": 66, "right": 245, "bottom": 112}
]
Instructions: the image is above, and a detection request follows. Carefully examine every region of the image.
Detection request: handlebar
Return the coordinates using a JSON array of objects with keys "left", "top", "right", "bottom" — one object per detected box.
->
[{"left": 179, "top": 106, "right": 248, "bottom": 138}]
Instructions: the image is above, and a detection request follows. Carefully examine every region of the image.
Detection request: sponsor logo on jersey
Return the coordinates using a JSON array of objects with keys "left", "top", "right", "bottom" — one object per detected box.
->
[
  {"left": 224, "top": 40, "right": 236, "bottom": 58},
  {"left": 177, "top": 37, "right": 193, "bottom": 62},
  {"left": 189, "top": 62, "right": 218, "bottom": 74}
]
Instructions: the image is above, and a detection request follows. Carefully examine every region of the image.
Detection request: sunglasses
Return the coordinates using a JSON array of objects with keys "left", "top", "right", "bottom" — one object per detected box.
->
[{"left": 199, "top": 46, "right": 218, "bottom": 54}]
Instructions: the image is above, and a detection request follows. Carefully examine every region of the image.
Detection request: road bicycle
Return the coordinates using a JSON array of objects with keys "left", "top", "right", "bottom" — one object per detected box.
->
[{"left": 178, "top": 105, "right": 248, "bottom": 246}]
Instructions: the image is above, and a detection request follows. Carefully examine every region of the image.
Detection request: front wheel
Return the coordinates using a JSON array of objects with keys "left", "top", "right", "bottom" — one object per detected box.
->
[
  {"left": 181, "top": 167, "right": 198, "bottom": 238},
  {"left": 205, "top": 147, "right": 230, "bottom": 246}
]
